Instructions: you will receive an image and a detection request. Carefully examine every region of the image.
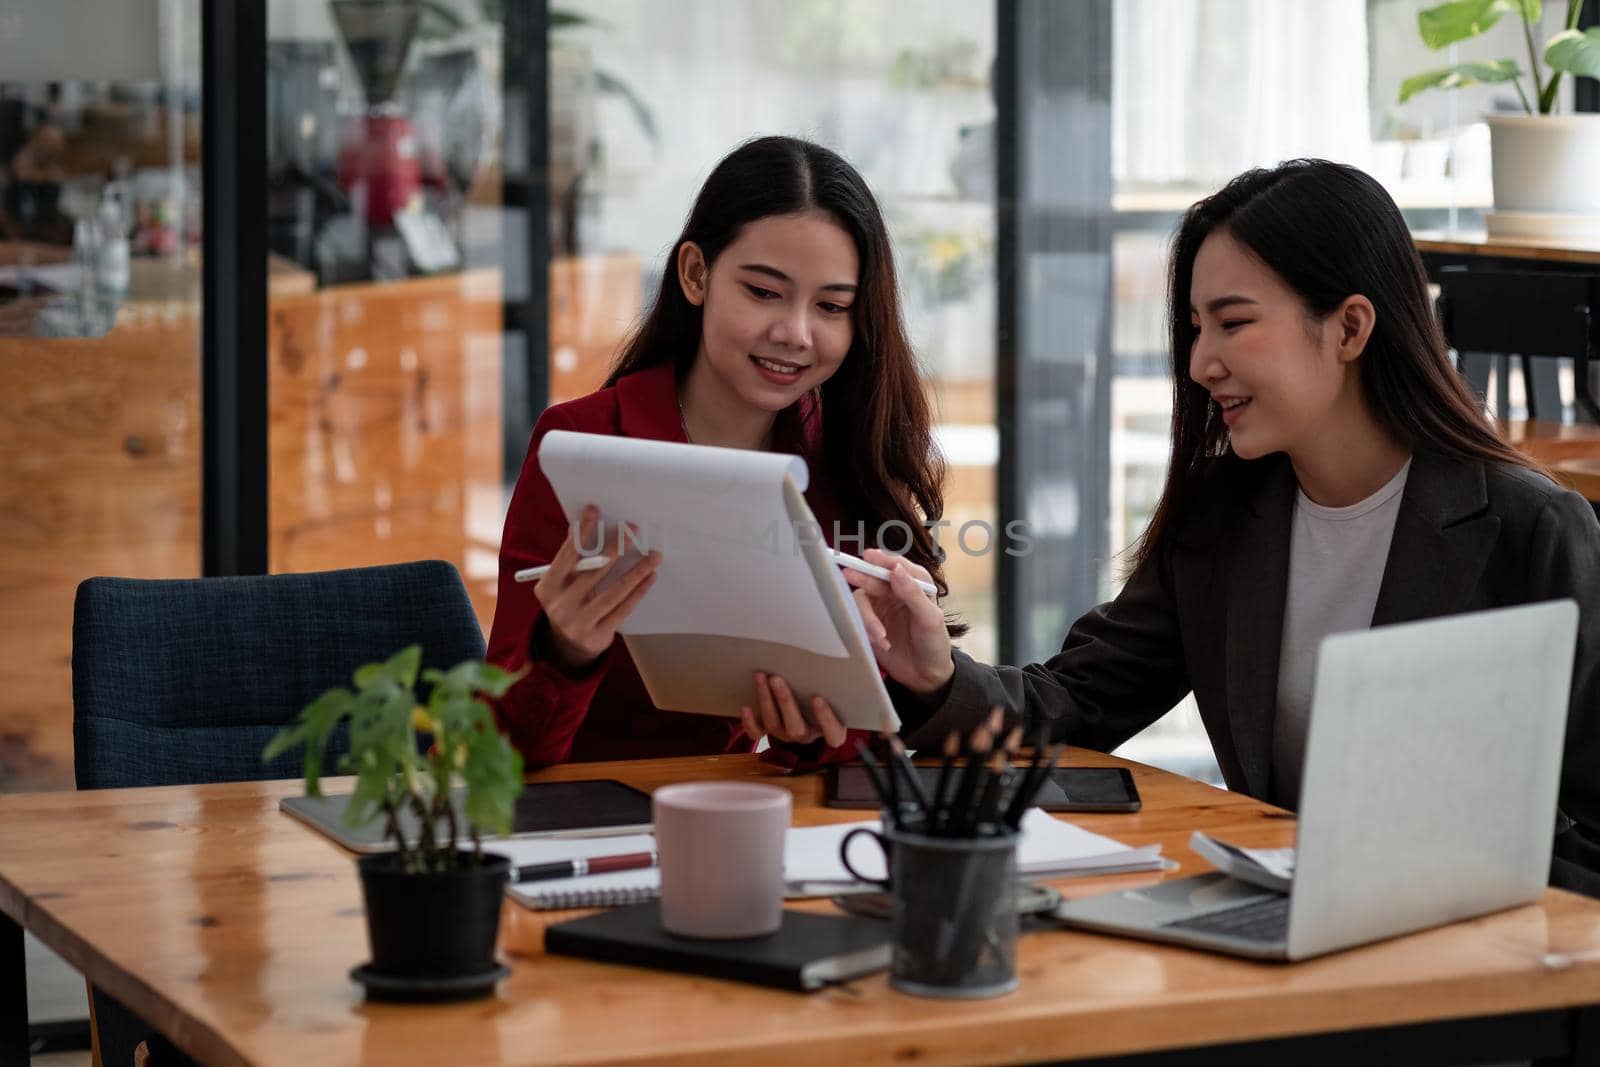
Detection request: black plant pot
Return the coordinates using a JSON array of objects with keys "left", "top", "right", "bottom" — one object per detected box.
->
[{"left": 352, "top": 849, "right": 511, "bottom": 1002}]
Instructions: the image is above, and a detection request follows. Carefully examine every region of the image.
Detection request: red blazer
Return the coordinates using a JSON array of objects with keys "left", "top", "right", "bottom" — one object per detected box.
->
[{"left": 488, "top": 360, "right": 867, "bottom": 769}]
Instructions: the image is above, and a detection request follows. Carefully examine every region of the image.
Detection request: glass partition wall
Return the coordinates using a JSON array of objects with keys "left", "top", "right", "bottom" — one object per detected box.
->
[
  {"left": 0, "top": 0, "right": 203, "bottom": 792},
  {"left": 264, "top": 0, "right": 523, "bottom": 631}
]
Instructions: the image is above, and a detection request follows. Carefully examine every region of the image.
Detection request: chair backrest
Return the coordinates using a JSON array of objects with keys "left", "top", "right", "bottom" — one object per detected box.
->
[
  {"left": 1436, "top": 267, "right": 1600, "bottom": 423},
  {"left": 72, "top": 560, "right": 486, "bottom": 790}
]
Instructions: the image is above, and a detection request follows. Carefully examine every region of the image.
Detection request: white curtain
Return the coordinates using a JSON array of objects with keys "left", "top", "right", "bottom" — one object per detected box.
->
[{"left": 1114, "top": 0, "right": 1372, "bottom": 185}]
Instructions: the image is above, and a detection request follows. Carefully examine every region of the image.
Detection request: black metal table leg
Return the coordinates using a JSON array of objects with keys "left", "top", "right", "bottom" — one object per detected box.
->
[
  {"left": 1, "top": 911, "right": 28, "bottom": 1066},
  {"left": 1534, "top": 1005, "right": 1600, "bottom": 1067}
]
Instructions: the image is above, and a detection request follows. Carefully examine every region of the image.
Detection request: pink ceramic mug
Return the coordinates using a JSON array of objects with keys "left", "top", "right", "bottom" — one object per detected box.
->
[{"left": 653, "top": 782, "right": 791, "bottom": 939}]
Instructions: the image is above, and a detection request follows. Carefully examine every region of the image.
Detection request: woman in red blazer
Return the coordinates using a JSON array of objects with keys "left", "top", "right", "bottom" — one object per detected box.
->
[{"left": 488, "top": 136, "right": 959, "bottom": 769}]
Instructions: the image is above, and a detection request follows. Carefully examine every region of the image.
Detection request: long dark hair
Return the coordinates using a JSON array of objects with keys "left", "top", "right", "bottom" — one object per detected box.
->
[
  {"left": 1132, "top": 158, "right": 1544, "bottom": 570},
  {"left": 607, "top": 135, "right": 958, "bottom": 607}
]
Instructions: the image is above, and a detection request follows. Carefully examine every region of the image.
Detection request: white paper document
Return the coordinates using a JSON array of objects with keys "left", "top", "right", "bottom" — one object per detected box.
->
[
  {"left": 783, "top": 809, "right": 1165, "bottom": 888},
  {"left": 538, "top": 430, "right": 847, "bottom": 656}
]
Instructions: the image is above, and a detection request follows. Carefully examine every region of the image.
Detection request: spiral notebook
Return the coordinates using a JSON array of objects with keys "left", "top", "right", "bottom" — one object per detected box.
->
[{"left": 501, "top": 833, "right": 661, "bottom": 910}]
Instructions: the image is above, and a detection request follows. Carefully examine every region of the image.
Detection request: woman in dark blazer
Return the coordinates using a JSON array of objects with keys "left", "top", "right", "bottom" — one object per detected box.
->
[{"left": 840, "top": 160, "right": 1600, "bottom": 893}]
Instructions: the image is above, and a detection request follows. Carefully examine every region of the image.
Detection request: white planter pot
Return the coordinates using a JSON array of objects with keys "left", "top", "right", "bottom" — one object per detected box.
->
[{"left": 1487, "top": 113, "right": 1600, "bottom": 214}]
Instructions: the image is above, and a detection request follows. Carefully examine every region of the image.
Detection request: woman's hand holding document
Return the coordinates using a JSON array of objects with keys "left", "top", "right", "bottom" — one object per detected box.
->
[
  {"left": 534, "top": 430, "right": 902, "bottom": 735},
  {"left": 740, "top": 671, "right": 848, "bottom": 748}
]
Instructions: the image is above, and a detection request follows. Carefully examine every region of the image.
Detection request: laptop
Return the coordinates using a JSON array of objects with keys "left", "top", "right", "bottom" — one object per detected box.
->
[{"left": 1053, "top": 599, "right": 1579, "bottom": 961}]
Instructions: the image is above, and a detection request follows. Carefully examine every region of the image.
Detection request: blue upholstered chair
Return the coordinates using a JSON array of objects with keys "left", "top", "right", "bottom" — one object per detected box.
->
[{"left": 72, "top": 561, "right": 486, "bottom": 1065}]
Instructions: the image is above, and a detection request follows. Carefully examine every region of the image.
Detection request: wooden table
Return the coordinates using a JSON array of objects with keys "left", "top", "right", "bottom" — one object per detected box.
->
[
  {"left": 1553, "top": 457, "right": 1600, "bottom": 503},
  {"left": 1499, "top": 417, "right": 1600, "bottom": 469},
  {"left": 1497, "top": 418, "right": 1600, "bottom": 503},
  {"left": 4, "top": 753, "right": 1600, "bottom": 1066},
  {"left": 1413, "top": 232, "right": 1600, "bottom": 267}
]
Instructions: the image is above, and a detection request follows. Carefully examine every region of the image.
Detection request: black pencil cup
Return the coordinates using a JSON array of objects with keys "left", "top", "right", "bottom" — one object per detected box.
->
[{"left": 841, "top": 824, "right": 1019, "bottom": 998}]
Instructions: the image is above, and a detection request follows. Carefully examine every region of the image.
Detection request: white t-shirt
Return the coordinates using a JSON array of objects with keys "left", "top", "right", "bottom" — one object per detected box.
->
[{"left": 1270, "top": 459, "right": 1412, "bottom": 808}]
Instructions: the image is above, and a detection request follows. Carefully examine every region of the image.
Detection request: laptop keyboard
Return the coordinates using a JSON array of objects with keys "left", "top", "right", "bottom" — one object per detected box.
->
[{"left": 1162, "top": 895, "right": 1290, "bottom": 942}]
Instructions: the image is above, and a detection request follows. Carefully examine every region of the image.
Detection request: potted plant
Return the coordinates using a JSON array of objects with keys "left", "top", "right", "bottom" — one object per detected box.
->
[
  {"left": 1401, "top": 0, "right": 1600, "bottom": 235},
  {"left": 264, "top": 644, "right": 524, "bottom": 1001},
  {"left": 1401, "top": 0, "right": 1600, "bottom": 239}
]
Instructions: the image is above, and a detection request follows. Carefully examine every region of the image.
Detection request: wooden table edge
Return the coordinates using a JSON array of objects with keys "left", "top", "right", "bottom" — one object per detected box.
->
[{"left": 3, "top": 754, "right": 1599, "bottom": 1066}]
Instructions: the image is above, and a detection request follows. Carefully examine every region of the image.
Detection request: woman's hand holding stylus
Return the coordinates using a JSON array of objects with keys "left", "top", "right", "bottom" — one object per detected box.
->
[
  {"left": 535, "top": 504, "right": 661, "bottom": 671},
  {"left": 843, "top": 548, "right": 955, "bottom": 699}
]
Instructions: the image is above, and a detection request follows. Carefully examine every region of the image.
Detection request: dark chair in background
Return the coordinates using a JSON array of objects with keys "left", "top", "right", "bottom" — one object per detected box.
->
[
  {"left": 72, "top": 561, "right": 485, "bottom": 1065},
  {"left": 1435, "top": 266, "right": 1600, "bottom": 425}
]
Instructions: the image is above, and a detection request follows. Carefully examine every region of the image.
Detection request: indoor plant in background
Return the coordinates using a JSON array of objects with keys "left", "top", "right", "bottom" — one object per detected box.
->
[
  {"left": 264, "top": 645, "right": 524, "bottom": 1001},
  {"left": 1401, "top": 0, "right": 1600, "bottom": 242}
]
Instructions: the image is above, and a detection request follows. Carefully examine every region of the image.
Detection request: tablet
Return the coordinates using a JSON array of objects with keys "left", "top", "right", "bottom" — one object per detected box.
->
[
  {"left": 280, "top": 778, "right": 654, "bottom": 853},
  {"left": 824, "top": 764, "right": 1141, "bottom": 813}
]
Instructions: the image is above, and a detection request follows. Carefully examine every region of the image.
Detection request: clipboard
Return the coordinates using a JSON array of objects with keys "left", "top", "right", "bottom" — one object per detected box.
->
[{"left": 622, "top": 475, "right": 901, "bottom": 733}]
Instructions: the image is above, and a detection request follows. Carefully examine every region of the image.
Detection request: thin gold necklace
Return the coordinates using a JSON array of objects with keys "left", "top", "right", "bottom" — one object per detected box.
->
[{"left": 677, "top": 398, "right": 694, "bottom": 444}]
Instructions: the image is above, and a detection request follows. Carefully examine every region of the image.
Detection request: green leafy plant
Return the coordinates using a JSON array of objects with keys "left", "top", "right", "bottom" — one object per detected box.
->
[
  {"left": 1400, "top": 0, "right": 1600, "bottom": 114},
  {"left": 264, "top": 645, "right": 524, "bottom": 875}
]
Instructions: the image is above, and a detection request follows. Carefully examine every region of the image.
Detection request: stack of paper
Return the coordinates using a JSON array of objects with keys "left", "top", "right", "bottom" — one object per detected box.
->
[
  {"left": 782, "top": 809, "right": 1165, "bottom": 893},
  {"left": 501, "top": 810, "right": 1165, "bottom": 910}
]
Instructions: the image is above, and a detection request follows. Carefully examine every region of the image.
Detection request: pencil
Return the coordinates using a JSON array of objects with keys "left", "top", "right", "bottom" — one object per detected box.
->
[
  {"left": 1005, "top": 742, "right": 1066, "bottom": 831},
  {"left": 1002, "top": 721, "right": 1054, "bottom": 828},
  {"left": 945, "top": 724, "right": 993, "bottom": 838},
  {"left": 930, "top": 730, "right": 960, "bottom": 833},
  {"left": 987, "top": 725, "right": 1023, "bottom": 830},
  {"left": 888, "top": 735, "right": 932, "bottom": 816},
  {"left": 973, "top": 748, "right": 1009, "bottom": 832},
  {"left": 853, "top": 739, "right": 897, "bottom": 821}
]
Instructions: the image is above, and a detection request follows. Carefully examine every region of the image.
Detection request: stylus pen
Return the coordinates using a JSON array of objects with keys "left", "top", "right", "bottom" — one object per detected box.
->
[
  {"left": 514, "top": 555, "right": 611, "bottom": 583},
  {"left": 514, "top": 850, "right": 657, "bottom": 883},
  {"left": 516, "top": 548, "right": 938, "bottom": 596},
  {"left": 830, "top": 551, "right": 939, "bottom": 597}
]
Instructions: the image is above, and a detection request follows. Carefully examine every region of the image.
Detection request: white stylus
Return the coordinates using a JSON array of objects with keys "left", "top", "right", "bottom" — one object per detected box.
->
[
  {"left": 830, "top": 550, "right": 939, "bottom": 598},
  {"left": 514, "top": 549, "right": 938, "bottom": 597},
  {"left": 513, "top": 556, "right": 610, "bottom": 583}
]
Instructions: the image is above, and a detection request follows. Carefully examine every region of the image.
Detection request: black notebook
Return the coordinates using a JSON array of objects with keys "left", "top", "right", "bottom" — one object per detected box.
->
[{"left": 544, "top": 902, "right": 890, "bottom": 992}]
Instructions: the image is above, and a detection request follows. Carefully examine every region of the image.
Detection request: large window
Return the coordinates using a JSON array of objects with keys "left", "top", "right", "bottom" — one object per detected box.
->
[{"left": 1105, "top": 0, "right": 1581, "bottom": 782}]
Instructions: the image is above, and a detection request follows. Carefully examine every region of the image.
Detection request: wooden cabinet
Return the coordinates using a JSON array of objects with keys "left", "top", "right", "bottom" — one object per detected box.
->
[
  {"left": 267, "top": 269, "right": 505, "bottom": 627},
  {"left": 548, "top": 253, "right": 642, "bottom": 405}
]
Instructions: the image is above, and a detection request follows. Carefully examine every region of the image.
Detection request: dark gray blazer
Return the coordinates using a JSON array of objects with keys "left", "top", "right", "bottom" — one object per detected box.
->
[{"left": 899, "top": 450, "right": 1600, "bottom": 890}]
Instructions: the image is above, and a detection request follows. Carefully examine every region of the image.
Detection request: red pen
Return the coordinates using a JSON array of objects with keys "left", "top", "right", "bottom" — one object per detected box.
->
[{"left": 513, "top": 850, "right": 657, "bottom": 883}]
